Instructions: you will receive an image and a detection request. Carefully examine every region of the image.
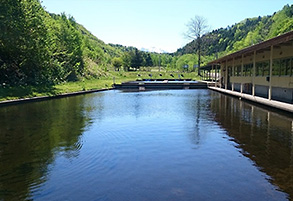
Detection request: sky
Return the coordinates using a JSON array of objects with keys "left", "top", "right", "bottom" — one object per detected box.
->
[{"left": 41, "top": 0, "right": 292, "bottom": 53}]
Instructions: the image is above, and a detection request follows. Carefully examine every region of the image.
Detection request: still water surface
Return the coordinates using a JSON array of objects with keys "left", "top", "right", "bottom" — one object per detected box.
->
[{"left": 0, "top": 90, "right": 292, "bottom": 201}]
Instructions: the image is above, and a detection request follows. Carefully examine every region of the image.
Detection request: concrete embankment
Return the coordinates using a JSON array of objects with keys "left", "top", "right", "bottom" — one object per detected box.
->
[
  {"left": 114, "top": 80, "right": 208, "bottom": 90},
  {"left": 209, "top": 86, "right": 293, "bottom": 113},
  {"left": 0, "top": 88, "right": 111, "bottom": 106}
]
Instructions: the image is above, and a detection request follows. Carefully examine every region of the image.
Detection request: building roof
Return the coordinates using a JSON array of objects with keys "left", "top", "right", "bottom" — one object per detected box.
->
[{"left": 208, "top": 30, "right": 293, "bottom": 65}]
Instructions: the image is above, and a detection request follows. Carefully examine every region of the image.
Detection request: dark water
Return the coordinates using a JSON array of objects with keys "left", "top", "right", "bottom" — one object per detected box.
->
[{"left": 0, "top": 90, "right": 292, "bottom": 201}]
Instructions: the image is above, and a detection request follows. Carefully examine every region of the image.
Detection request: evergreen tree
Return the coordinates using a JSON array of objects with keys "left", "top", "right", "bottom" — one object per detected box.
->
[{"left": 130, "top": 49, "right": 143, "bottom": 69}]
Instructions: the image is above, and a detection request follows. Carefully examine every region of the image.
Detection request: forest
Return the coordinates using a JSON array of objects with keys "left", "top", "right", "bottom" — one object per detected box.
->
[
  {"left": 1, "top": 0, "right": 293, "bottom": 87},
  {"left": 176, "top": 4, "right": 293, "bottom": 57}
]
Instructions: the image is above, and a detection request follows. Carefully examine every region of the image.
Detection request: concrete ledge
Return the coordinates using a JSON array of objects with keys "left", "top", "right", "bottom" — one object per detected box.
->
[
  {"left": 0, "top": 88, "right": 111, "bottom": 106},
  {"left": 114, "top": 80, "right": 208, "bottom": 90},
  {"left": 209, "top": 86, "right": 293, "bottom": 113}
]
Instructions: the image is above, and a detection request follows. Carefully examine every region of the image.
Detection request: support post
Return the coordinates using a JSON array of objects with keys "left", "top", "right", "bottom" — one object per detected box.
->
[
  {"left": 232, "top": 58, "right": 235, "bottom": 91},
  {"left": 212, "top": 65, "right": 214, "bottom": 82},
  {"left": 252, "top": 50, "right": 256, "bottom": 96},
  {"left": 225, "top": 60, "right": 228, "bottom": 89},
  {"left": 215, "top": 65, "right": 217, "bottom": 87},
  {"left": 220, "top": 63, "right": 222, "bottom": 88},
  {"left": 241, "top": 55, "right": 244, "bottom": 93},
  {"left": 269, "top": 45, "right": 273, "bottom": 100}
]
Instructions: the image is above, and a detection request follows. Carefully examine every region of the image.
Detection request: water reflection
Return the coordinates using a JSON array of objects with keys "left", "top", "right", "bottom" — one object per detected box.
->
[
  {"left": 210, "top": 92, "right": 293, "bottom": 198},
  {"left": 0, "top": 95, "right": 95, "bottom": 200},
  {"left": 0, "top": 90, "right": 292, "bottom": 201},
  {"left": 114, "top": 90, "right": 212, "bottom": 146}
]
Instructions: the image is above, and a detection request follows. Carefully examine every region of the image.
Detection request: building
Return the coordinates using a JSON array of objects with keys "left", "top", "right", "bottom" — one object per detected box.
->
[{"left": 204, "top": 30, "right": 293, "bottom": 113}]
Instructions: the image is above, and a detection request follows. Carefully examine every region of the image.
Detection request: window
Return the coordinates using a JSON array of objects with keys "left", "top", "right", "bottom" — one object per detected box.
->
[
  {"left": 228, "top": 66, "right": 232, "bottom": 76},
  {"left": 256, "top": 62, "right": 262, "bottom": 76},
  {"left": 280, "top": 58, "right": 291, "bottom": 76},
  {"left": 263, "top": 61, "right": 269, "bottom": 76},
  {"left": 243, "top": 63, "right": 253, "bottom": 76},
  {"left": 273, "top": 58, "right": 292, "bottom": 76},
  {"left": 256, "top": 61, "right": 269, "bottom": 76},
  {"left": 272, "top": 60, "right": 280, "bottom": 76},
  {"left": 234, "top": 65, "right": 241, "bottom": 76}
]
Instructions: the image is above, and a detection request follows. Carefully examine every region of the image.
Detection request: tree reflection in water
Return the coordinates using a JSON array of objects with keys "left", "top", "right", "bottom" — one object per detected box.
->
[
  {"left": 0, "top": 94, "right": 98, "bottom": 200},
  {"left": 210, "top": 92, "right": 293, "bottom": 199}
]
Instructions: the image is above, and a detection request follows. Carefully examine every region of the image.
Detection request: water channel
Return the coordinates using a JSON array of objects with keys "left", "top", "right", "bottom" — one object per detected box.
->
[{"left": 0, "top": 89, "right": 292, "bottom": 201}]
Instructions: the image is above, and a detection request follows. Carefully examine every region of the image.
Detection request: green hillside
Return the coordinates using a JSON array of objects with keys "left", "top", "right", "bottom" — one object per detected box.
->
[
  {"left": 0, "top": 0, "right": 126, "bottom": 87},
  {"left": 1, "top": 0, "right": 293, "bottom": 92},
  {"left": 176, "top": 4, "right": 293, "bottom": 60}
]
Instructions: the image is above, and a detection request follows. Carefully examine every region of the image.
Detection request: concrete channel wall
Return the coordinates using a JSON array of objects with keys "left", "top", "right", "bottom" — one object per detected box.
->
[
  {"left": 209, "top": 86, "right": 293, "bottom": 113},
  {"left": 113, "top": 81, "right": 208, "bottom": 90},
  {"left": 0, "top": 88, "right": 111, "bottom": 106},
  {"left": 1, "top": 83, "right": 292, "bottom": 115}
]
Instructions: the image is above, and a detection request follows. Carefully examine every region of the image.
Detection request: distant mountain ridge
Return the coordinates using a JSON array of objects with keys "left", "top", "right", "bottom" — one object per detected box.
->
[{"left": 140, "top": 47, "right": 169, "bottom": 54}]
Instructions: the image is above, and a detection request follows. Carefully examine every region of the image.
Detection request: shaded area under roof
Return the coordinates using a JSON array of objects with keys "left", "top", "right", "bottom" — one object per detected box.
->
[{"left": 200, "top": 64, "right": 220, "bottom": 71}]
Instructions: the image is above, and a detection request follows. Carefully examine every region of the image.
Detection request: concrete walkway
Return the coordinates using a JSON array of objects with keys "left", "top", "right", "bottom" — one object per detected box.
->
[{"left": 209, "top": 86, "right": 293, "bottom": 113}]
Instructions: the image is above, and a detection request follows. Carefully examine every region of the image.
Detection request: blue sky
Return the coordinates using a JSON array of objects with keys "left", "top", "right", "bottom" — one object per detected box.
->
[{"left": 41, "top": 0, "right": 292, "bottom": 53}]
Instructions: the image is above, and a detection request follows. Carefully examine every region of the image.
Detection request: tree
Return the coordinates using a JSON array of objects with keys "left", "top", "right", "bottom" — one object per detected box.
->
[
  {"left": 130, "top": 49, "right": 143, "bottom": 70},
  {"left": 176, "top": 54, "right": 197, "bottom": 71},
  {"left": 0, "top": 0, "right": 52, "bottom": 85},
  {"left": 122, "top": 52, "right": 131, "bottom": 71},
  {"left": 143, "top": 53, "right": 153, "bottom": 67},
  {"left": 112, "top": 57, "right": 123, "bottom": 71},
  {"left": 185, "top": 15, "right": 209, "bottom": 75},
  {"left": 53, "top": 13, "right": 83, "bottom": 81}
]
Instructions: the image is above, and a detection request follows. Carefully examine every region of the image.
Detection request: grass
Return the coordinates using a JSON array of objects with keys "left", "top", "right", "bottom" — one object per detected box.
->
[{"left": 0, "top": 71, "right": 200, "bottom": 102}]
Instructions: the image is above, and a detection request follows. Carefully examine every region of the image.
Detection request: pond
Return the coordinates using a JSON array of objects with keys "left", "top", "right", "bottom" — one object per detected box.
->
[{"left": 0, "top": 89, "right": 292, "bottom": 201}]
